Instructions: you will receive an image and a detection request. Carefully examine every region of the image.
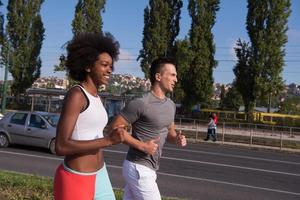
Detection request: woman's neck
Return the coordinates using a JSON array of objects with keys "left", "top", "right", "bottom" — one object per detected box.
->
[{"left": 81, "top": 81, "right": 98, "bottom": 97}]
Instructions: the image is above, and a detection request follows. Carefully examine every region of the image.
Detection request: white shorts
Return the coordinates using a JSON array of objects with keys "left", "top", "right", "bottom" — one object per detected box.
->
[{"left": 122, "top": 160, "right": 161, "bottom": 200}]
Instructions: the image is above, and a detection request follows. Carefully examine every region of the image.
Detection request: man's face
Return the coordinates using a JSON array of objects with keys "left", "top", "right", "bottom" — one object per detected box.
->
[{"left": 158, "top": 64, "right": 177, "bottom": 93}]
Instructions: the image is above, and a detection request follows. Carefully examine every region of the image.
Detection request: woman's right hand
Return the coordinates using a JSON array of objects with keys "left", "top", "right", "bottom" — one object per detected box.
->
[{"left": 107, "top": 125, "right": 126, "bottom": 145}]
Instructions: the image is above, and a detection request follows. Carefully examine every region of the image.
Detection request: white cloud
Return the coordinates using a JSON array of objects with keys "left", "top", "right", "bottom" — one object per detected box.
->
[
  {"left": 118, "top": 49, "right": 133, "bottom": 60},
  {"left": 114, "top": 48, "right": 144, "bottom": 78}
]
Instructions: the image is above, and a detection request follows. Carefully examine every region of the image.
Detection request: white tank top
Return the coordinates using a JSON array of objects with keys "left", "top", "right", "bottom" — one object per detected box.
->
[{"left": 71, "top": 85, "right": 108, "bottom": 141}]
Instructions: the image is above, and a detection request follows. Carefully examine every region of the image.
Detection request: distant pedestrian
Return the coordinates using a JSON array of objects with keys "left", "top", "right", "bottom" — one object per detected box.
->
[
  {"left": 205, "top": 113, "right": 217, "bottom": 142},
  {"left": 212, "top": 113, "right": 218, "bottom": 141}
]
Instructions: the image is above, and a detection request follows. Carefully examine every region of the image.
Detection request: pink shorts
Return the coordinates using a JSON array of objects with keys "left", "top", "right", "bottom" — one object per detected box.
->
[{"left": 53, "top": 163, "right": 115, "bottom": 200}]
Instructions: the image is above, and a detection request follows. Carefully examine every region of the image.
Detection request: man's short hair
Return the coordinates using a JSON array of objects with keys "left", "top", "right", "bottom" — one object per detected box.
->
[{"left": 149, "top": 57, "right": 176, "bottom": 84}]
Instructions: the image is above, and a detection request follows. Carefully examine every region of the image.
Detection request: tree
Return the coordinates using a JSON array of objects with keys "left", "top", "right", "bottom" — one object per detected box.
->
[
  {"left": 0, "top": 0, "right": 4, "bottom": 45},
  {"left": 279, "top": 96, "right": 300, "bottom": 115},
  {"left": 54, "top": 0, "right": 106, "bottom": 82},
  {"left": 5, "top": 0, "right": 44, "bottom": 103},
  {"left": 219, "top": 84, "right": 242, "bottom": 112},
  {"left": 182, "top": 0, "right": 219, "bottom": 110},
  {"left": 0, "top": 0, "right": 7, "bottom": 113},
  {"left": 233, "top": 39, "right": 255, "bottom": 119},
  {"left": 246, "top": 0, "right": 291, "bottom": 113},
  {"left": 138, "top": 0, "right": 183, "bottom": 78},
  {"left": 219, "top": 84, "right": 226, "bottom": 109},
  {"left": 0, "top": 0, "right": 5, "bottom": 65},
  {"left": 72, "top": 0, "right": 105, "bottom": 36},
  {"left": 172, "top": 38, "right": 192, "bottom": 103}
]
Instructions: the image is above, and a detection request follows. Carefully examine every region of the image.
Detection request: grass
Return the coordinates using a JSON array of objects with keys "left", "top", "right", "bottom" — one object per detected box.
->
[
  {"left": 0, "top": 171, "right": 53, "bottom": 200},
  {"left": 0, "top": 170, "right": 182, "bottom": 200}
]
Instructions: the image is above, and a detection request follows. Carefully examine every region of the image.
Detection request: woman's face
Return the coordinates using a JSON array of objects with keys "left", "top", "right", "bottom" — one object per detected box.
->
[{"left": 89, "top": 52, "right": 113, "bottom": 86}]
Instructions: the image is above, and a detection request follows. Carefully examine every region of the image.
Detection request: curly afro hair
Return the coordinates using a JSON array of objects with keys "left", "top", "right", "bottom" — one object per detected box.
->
[{"left": 66, "top": 32, "right": 120, "bottom": 81}]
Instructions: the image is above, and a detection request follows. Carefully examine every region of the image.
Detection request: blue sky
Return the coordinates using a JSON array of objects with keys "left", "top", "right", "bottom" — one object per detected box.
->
[{"left": 1, "top": 0, "right": 299, "bottom": 84}]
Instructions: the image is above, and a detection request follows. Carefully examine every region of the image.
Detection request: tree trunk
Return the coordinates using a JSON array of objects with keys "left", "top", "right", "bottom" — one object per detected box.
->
[
  {"left": 245, "top": 101, "right": 255, "bottom": 122},
  {"left": 267, "top": 92, "right": 271, "bottom": 113}
]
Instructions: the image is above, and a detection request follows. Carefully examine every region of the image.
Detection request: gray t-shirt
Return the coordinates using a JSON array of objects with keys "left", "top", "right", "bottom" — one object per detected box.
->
[{"left": 120, "top": 92, "right": 176, "bottom": 170}]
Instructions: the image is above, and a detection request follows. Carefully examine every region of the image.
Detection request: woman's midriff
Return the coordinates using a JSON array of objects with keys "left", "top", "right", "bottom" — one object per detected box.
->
[{"left": 64, "top": 149, "right": 104, "bottom": 173}]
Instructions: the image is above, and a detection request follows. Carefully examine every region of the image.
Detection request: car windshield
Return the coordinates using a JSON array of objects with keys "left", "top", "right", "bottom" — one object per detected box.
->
[{"left": 41, "top": 114, "right": 60, "bottom": 127}]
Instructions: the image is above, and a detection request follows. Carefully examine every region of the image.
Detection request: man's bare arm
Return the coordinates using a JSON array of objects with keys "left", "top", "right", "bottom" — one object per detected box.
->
[
  {"left": 108, "top": 115, "right": 158, "bottom": 155},
  {"left": 167, "top": 122, "right": 187, "bottom": 147}
]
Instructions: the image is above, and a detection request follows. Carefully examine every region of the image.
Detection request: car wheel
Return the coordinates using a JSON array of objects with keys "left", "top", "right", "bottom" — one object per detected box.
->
[
  {"left": 49, "top": 138, "right": 56, "bottom": 155},
  {"left": 0, "top": 133, "right": 9, "bottom": 148}
]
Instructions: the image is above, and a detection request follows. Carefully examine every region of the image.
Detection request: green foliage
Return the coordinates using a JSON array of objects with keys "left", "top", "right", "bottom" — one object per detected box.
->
[
  {"left": 0, "top": 0, "right": 5, "bottom": 80},
  {"left": 219, "top": 84, "right": 243, "bottom": 111},
  {"left": 279, "top": 96, "right": 300, "bottom": 115},
  {"left": 0, "top": 171, "right": 53, "bottom": 200},
  {"left": 219, "top": 84, "right": 226, "bottom": 108},
  {"left": 182, "top": 0, "right": 219, "bottom": 110},
  {"left": 0, "top": 0, "right": 4, "bottom": 45},
  {"left": 173, "top": 38, "right": 192, "bottom": 103},
  {"left": 256, "top": 93, "right": 281, "bottom": 109},
  {"left": 138, "top": 0, "right": 183, "bottom": 78},
  {"left": 72, "top": 0, "right": 105, "bottom": 36},
  {"left": 5, "top": 0, "right": 44, "bottom": 102},
  {"left": 246, "top": 0, "right": 291, "bottom": 114},
  {"left": 53, "top": 54, "right": 66, "bottom": 72},
  {"left": 233, "top": 39, "right": 255, "bottom": 116}
]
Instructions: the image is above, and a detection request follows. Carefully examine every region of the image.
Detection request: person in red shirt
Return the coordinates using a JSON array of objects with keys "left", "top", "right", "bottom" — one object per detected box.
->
[
  {"left": 212, "top": 113, "right": 218, "bottom": 141},
  {"left": 205, "top": 113, "right": 218, "bottom": 142}
]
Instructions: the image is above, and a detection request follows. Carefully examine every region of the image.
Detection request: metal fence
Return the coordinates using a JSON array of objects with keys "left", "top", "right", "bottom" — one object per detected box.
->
[
  {"left": 199, "top": 108, "right": 300, "bottom": 126},
  {"left": 175, "top": 117, "right": 300, "bottom": 151}
]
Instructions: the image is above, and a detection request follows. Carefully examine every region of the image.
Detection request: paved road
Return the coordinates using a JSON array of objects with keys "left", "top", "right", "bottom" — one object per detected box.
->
[{"left": 0, "top": 143, "right": 300, "bottom": 200}]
